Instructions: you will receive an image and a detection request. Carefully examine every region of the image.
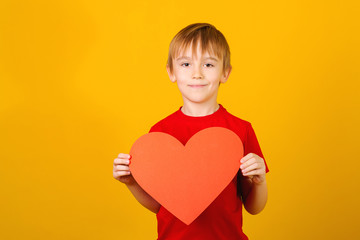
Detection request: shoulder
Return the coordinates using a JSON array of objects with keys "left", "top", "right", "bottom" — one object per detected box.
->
[
  {"left": 149, "top": 109, "right": 180, "bottom": 132},
  {"left": 221, "top": 106, "right": 253, "bottom": 130},
  {"left": 219, "top": 106, "right": 258, "bottom": 145}
]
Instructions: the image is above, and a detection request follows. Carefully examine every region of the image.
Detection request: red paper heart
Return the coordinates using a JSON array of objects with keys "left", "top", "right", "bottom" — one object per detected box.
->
[{"left": 129, "top": 127, "right": 244, "bottom": 225}]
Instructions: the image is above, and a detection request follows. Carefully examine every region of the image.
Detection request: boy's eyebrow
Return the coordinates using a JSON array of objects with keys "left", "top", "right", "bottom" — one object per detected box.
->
[{"left": 176, "top": 56, "right": 219, "bottom": 62}]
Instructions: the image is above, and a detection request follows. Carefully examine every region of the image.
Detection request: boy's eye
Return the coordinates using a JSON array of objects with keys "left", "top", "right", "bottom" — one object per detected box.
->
[{"left": 180, "top": 63, "right": 214, "bottom": 67}]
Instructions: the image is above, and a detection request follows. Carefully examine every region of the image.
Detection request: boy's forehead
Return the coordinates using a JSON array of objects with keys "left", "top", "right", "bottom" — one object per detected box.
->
[
  {"left": 175, "top": 55, "right": 219, "bottom": 62},
  {"left": 175, "top": 45, "right": 220, "bottom": 60}
]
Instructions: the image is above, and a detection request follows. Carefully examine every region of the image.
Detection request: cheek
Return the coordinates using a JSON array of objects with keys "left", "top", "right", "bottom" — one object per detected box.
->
[
  {"left": 176, "top": 74, "right": 189, "bottom": 84},
  {"left": 176, "top": 81, "right": 186, "bottom": 90},
  {"left": 207, "top": 75, "right": 221, "bottom": 85}
]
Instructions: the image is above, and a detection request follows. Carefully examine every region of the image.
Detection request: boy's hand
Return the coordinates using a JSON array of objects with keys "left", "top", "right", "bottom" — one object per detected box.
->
[
  {"left": 240, "top": 153, "right": 266, "bottom": 185},
  {"left": 113, "top": 153, "right": 135, "bottom": 185}
]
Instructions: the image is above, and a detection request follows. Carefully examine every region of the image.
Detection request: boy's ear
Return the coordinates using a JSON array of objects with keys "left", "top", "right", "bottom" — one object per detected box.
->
[
  {"left": 166, "top": 65, "right": 176, "bottom": 83},
  {"left": 220, "top": 66, "right": 232, "bottom": 84}
]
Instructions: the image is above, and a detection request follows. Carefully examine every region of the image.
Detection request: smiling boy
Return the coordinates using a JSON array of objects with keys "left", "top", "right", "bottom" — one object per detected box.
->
[
  {"left": 168, "top": 44, "right": 226, "bottom": 116},
  {"left": 113, "top": 23, "right": 269, "bottom": 239}
]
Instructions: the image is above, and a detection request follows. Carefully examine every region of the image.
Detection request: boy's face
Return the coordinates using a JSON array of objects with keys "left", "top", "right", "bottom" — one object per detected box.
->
[{"left": 166, "top": 42, "right": 232, "bottom": 106}]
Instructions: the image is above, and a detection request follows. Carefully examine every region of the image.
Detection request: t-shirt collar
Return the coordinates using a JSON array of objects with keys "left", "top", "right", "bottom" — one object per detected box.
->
[{"left": 177, "top": 104, "right": 225, "bottom": 120}]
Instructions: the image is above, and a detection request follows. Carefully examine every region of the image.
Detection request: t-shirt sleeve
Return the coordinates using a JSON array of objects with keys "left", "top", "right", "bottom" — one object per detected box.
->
[
  {"left": 149, "top": 122, "right": 162, "bottom": 133},
  {"left": 149, "top": 125, "right": 156, "bottom": 133},
  {"left": 245, "top": 123, "right": 269, "bottom": 173}
]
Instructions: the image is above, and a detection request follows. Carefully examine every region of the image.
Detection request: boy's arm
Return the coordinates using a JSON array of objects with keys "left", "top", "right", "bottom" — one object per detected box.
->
[
  {"left": 114, "top": 153, "right": 161, "bottom": 213},
  {"left": 126, "top": 181, "right": 161, "bottom": 214},
  {"left": 239, "top": 153, "right": 268, "bottom": 215}
]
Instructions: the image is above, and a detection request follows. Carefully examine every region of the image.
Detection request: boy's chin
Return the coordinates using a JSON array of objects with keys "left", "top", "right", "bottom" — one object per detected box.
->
[
  {"left": 181, "top": 92, "right": 217, "bottom": 104},
  {"left": 184, "top": 97, "right": 213, "bottom": 104}
]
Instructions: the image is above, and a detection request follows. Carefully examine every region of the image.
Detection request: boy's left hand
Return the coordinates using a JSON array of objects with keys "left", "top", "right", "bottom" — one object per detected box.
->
[{"left": 240, "top": 153, "right": 266, "bottom": 185}]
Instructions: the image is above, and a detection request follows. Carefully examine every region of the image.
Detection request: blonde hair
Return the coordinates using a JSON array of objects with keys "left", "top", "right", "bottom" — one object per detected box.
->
[{"left": 167, "top": 23, "right": 231, "bottom": 74}]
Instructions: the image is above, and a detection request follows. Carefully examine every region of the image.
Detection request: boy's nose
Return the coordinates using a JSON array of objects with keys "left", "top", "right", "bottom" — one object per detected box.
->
[{"left": 192, "top": 64, "right": 203, "bottom": 79}]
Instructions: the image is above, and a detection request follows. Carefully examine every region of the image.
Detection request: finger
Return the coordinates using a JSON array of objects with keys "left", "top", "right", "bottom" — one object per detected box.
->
[
  {"left": 114, "top": 171, "right": 131, "bottom": 178},
  {"left": 115, "top": 165, "right": 130, "bottom": 171},
  {"left": 114, "top": 170, "right": 131, "bottom": 178},
  {"left": 241, "top": 162, "right": 260, "bottom": 174},
  {"left": 240, "top": 153, "right": 256, "bottom": 163},
  {"left": 240, "top": 157, "right": 257, "bottom": 170},
  {"left": 114, "top": 158, "right": 130, "bottom": 166},
  {"left": 242, "top": 169, "right": 265, "bottom": 177},
  {"left": 118, "top": 153, "right": 131, "bottom": 159}
]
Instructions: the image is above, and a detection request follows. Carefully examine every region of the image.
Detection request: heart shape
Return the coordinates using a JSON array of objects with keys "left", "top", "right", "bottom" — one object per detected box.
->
[{"left": 129, "top": 127, "right": 244, "bottom": 225}]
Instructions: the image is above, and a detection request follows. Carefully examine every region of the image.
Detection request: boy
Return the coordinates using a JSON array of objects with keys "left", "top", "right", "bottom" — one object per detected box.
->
[{"left": 113, "top": 23, "right": 269, "bottom": 239}]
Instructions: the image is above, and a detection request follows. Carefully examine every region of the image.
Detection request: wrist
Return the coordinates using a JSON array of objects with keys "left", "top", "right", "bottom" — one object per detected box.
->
[
  {"left": 252, "top": 177, "right": 267, "bottom": 186},
  {"left": 125, "top": 177, "right": 137, "bottom": 187}
]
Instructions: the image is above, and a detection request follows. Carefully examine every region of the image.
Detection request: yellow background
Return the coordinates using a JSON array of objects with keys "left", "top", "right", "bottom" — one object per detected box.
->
[{"left": 1, "top": 0, "right": 359, "bottom": 239}]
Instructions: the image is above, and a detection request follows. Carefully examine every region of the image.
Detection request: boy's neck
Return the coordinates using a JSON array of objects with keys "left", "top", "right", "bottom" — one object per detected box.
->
[{"left": 181, "top": 102, "right": 220, "bottom": 117}]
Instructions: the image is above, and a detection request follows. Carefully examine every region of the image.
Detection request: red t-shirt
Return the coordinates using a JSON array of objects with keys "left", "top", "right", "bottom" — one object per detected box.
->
[{"left": 149, "top": 104, "right": 269, "bottom": 240}]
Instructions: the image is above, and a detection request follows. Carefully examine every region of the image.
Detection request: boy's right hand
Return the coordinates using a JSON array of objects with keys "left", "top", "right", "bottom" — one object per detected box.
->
[{"left": 113, "top": 153, "right": 135, "bottom": 185}]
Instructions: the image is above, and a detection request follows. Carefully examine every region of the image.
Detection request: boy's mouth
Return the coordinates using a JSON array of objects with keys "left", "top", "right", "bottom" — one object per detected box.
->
[{"left": 188, "top": 84, "right": 207, "bottom": 88}]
